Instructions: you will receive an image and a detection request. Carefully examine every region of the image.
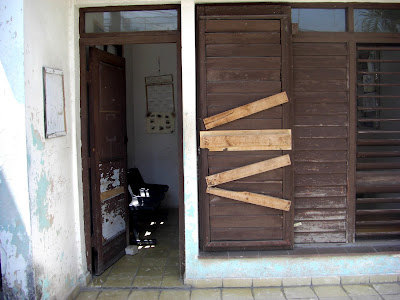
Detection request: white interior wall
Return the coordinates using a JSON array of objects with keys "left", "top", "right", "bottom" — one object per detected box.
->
[{"left": 124, "top": 43, "right": 179, "bottom": 208}]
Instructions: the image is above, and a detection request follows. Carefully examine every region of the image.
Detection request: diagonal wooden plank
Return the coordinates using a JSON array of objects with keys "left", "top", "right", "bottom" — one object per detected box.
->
[
  {"left": 207, "top": 187, "right": 291, "bottom": 211},
  {"left": 200, "top": 129, "right": 292, "bottom": 151},
  {"left": 203, "top": 91, "right": 288, "bottom": 130},
  {"left": 206, "top": 154, "right": 291, "bottom": 187}
]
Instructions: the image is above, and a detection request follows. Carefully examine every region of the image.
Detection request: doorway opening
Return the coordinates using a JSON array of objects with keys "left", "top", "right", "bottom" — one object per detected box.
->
[{"left": 79, "top": 5, "right": 183, "bottom": 285}]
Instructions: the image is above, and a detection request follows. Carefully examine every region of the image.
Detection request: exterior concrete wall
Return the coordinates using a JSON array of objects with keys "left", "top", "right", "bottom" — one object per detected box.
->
[
  {"left": 0, "top": 1, "right": 35, "bottom": 298},
  {"left": 73, "top": 0, "right": 400, "bottom": 282},
  {"left": 24, "top": 0, "right": 86, "bottom": 298}
]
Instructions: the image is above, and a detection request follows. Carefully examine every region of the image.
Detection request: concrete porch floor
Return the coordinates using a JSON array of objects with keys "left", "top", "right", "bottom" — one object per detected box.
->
[{"left": 74, "top": 209, "right": 400, "bottom": 299}]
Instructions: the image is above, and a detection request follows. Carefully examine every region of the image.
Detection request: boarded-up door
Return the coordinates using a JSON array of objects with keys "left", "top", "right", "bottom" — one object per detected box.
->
[
  {"left": 88, "top": 47, "right": 128, "bottom": 274},
  {"left": 197, "top": 7, "right": 293, "bottom": 251}
]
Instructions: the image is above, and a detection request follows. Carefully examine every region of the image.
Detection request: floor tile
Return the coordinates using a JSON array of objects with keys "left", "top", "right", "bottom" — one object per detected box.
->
[
  {"left": 88, "top": 276, "right": 107, "bottom": 287},
  {"left": 141, "top": 257, "right": 168, "bottom": 267},
  {"left": 316, "top": 247, "right": 348, "bottom": 255},
  {"left": 372, "top": 283, "right": 400, "bottom": 295},
  {"left": 102, "top": 277, "right": 133, "bottom": 287},
  {"left": 132, "top": 276, "right": 162, "bottom": 287},
  {"left": 345, "top": 246, "right": 376, "bottom": 254},
  {"left": 161, "top": 275, "right": 185, "bottom": 287},
  {"left": 127, "top": 290, "right": 160, "bottom": 300},
  {"left": 191, "top": 288, "right": 221, "bottom": 300},
  {"left": 222, "top": 288, "right": 254, "bottom": 300},
  {"left": 313, "top": 286, "right": 348, "bottom": 297},
  {"left": 164, "top": 266, "right": 180, "bottom": 276},
  {"left": 283, "top": 286, "right": 317, "bottom": 298},
  {"left": 159, "top": 290, "right": 190, "bottom": 300},
  {"left": 223, "top": 278, "right": 252, "bottom": 288},
  {"left": 166, "top": 257, "right": 179, "bottom": 266},
  {"left": 253, "top": 287, "right": 285, "bottom": 300},
  {"left": 382, "top": 295, "right": 400, "bottom": 300},
  {"left": 348, "top": 296, "right": 382, "bottom": 300},
  {"left": 97, "top": 290, "right": 130, "bottom": 300},
  {"left": 144, "top": 248, "right": 170, "bottom": 258},
  {"left": 318, "top": 297, "right": 351, "bottom": 300},
  {"left": 342, "top": 285, "right": 379, "bottom": 296},
  {"left": 288, "top": 247, "right": 318, "bottom": 255},
  {"left": 253, "top": 277, "right": 282, "bottom": 287},
  {"left": 136, "top": 266, "right": 164, "bottom": 276},
  {"left": 75, "top": 291, "right": 100, "bottom": 300},
  {"left": 108, "top": 268, "right": 137, "bottom": 278}
]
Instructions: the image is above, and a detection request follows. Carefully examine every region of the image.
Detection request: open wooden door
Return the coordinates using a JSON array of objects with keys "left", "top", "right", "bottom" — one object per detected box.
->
[
  {"left": 197, "top": 5, "right": 293, "bottom": 251},
  {"left": 88, "top": 47, "right": 128, "bottom": 274}
]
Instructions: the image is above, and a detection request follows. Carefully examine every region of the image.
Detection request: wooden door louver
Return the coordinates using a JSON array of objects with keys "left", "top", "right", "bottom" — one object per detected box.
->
[
  {"left": 197, "top": 8, "right": 293, "bottom": 251},
  {"left": 200, "top": 92, "right": 292, "bottom": 212}
]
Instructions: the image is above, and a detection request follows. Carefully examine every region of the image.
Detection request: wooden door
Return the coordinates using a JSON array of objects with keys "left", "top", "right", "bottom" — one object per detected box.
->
[
  {"left": 197, "top": 7, "right": 293, "bottom": 251},
  {"left": 88, "top": 47, "right": 128, "bottom": 274}
]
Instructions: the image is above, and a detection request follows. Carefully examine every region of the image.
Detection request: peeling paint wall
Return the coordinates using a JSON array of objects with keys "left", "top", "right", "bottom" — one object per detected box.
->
[
  {"left": 24, "top": 0, "right": 87, "bottom": 298},
  {"left": 0, "top": 0, "right": 35, "bottom": 298}
]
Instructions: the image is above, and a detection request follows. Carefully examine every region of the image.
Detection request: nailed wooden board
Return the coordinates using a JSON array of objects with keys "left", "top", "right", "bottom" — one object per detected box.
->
[
  {"left": 207, "top": 187, "right": 291, "bottom": 211},
  {"left": 206, "top": 154, "right": 291, "bottom": 187},
  {"left": 203, "top": 92, "right": 288, "bottom": 130},
  {"left": 200, "top": 129, "right": 292, "bottom": 151}
]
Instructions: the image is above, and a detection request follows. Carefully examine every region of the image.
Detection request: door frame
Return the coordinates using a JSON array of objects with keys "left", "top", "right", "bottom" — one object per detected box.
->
[{"left": 79, "top": 4, "right": 184, "bottom": 275}]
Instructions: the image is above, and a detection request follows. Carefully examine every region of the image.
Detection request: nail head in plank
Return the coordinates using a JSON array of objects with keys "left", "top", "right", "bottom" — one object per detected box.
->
[
  {"left": 203, "top": 91, "right": 288, "bottom": 130},
  {"left": 206, "top": 187, "right": 291, "bottom": 211},
  {"left": 206, "top": 154, "right": 291, "bottom": 187}
]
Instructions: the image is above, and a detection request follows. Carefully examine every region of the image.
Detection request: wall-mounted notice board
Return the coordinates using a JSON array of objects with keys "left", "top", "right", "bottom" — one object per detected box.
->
[{"left": 43, "top": 67, "right": 66, "bottom": 138}]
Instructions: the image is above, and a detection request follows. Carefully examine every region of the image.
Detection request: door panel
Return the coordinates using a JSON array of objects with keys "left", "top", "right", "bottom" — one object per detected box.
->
[
  {"left": 89, "top": 47, "right": 128, "bottom": 274},
  {"left": 197, "top": 9, "right": 293, "bottom": 251}
]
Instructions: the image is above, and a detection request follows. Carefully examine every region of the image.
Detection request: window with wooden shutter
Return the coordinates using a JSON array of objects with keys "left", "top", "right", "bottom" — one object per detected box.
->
[{"left": 197, "top": 5, "right": 293, "bottom": 251}]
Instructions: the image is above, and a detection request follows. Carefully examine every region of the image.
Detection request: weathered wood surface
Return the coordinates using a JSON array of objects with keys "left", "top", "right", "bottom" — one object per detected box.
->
[
  {"left": 100, "top": 187, "right": 124, "bottom": 201},
  {"left": 207, "top": 187, "right": 291, "bottom": 211},
  {"left": 206, "top": 19, "right": 281, "bottom": 32},
  {"left": 203, "top": 92, "right": 288, "bottom": 130},
  {"left": 218, "top": 181, "right": 283, "bottom": 198},
  {"left": 207, "top": 57, "right": 281, "bottom": 69},
  {"left": 200, "top": 129, "right": 292, "bottom": 151},
  {"left": 207, "top": 69, "right": 281, "bottom": 81},
  {"left": 198, "top": 14, "right": 291, "bottom": 250},
  {"left": 211, "top": 214, "right": 283, "bottom": 227},
  {"left": 292, "top": 42, "right": 349, "bottom": 244},
  {"left": 211, "top": 227, "right": 283, "bottom": 241},
  {"left": 207, "top": 44, "right": 281, "bottom": 57},
  {"left": 206, "top": 154, "right": 291, "bottom": 186},
  {"left": 294, "top": 232, "right": 346, "bottom": 244},
  {"left": 213, "top": 119, "right": 282, "bottom": 131},
  {"left": 206, "top": 32, "right": 280, "bottom": 44},
  {"left": 203, "top": 5, "right": 282, "bottom": 16},
  {"left": 208, "top": 81, "right": 282, "bottom": 94},
  {"left": 208, "top": 105, "right": 282, "bottom": 119},
  {"left": 210, "top": 199, "right": 280, "bottom": 215}
]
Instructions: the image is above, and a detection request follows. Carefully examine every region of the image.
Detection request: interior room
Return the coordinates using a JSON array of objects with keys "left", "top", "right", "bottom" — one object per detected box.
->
[{"left": 87, "top": 42, "right": 181, "bottom": 287}]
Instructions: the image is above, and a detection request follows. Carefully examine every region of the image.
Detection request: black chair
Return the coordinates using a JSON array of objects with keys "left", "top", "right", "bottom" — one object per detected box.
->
[{"left": 127, "top": 168, "right": 168, "bottom": 245}]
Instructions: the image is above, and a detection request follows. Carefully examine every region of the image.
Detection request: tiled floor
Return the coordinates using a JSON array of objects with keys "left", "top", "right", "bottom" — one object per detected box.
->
[
  {"left": 76, "top": 283, "right": 400, "bottom": 299},
  {"left": 87, "top": 209, "right": 181, "bottom": 290},
  {"left": 75, "top": 209, "right": 400, "bottom": 299}
]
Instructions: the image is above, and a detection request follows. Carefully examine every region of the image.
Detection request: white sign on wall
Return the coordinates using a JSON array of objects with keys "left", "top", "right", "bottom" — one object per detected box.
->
[{"left": 43, "top": 67, "right": 66, "bottom": 138}]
